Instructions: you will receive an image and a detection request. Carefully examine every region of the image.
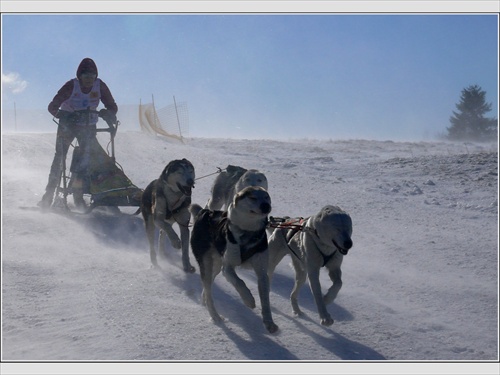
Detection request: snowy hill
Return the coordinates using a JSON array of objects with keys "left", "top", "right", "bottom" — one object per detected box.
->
[{"left": 1, "top": 131, "right": 498, "bottom": 372}]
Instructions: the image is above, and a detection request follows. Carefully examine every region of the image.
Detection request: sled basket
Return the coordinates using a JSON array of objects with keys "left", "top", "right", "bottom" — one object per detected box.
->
[{"left": 73, "top": 137, "right": 143, "bottom": 208}]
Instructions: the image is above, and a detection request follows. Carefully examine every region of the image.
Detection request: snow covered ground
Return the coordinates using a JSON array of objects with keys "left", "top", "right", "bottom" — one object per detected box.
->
[{"left": 1, "top": 129, "right": 498, "bottom": 373}]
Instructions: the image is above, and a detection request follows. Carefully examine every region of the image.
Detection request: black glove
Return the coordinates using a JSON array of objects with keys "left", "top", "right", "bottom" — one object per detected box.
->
[
  {"left": 98, "top": 109, "right": 117, "bottom": 125},
  {"left": 56, "top": 110, "right": 79, "bottom": 124}
]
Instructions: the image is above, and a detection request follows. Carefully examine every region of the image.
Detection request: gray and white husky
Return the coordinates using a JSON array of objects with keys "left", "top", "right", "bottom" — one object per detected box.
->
[
  {"left": 190, "top": 186, "right": 278, "bottom": 333},
  {"left": 206, "top": 165, "right": 268, "bottom": 211},
  {"left": 267, "top": 205, "right": 353, "bottom": 326}
]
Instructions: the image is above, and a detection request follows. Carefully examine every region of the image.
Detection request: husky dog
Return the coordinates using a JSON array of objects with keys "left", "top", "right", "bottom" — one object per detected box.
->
[
  {"left": 267, "top": 205, "right": 353, "bottom": 326},
  {"left": 190, "top": 186, "right": 278, "bottom": 333},
  {"left": 141, "top": 158, "right": 196, "bottom": 273},
  {"left": 206, "top": 165, "right": 268, "bottom": 211}
]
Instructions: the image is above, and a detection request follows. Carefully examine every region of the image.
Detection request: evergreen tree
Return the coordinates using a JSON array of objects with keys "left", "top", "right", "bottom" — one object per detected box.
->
[{"left": 447, "top": 85, "right": 497, "bottom": 141}]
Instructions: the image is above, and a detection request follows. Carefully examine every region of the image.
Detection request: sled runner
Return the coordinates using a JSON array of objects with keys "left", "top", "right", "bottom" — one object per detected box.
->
[{"left": 51, "top": 108, "right": 143, "bottom": 214}]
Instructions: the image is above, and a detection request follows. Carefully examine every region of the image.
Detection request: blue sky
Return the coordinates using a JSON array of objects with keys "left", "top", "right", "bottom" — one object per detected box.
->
[{"left": 2, "top": 13, "right": 498, "bottom": 140}]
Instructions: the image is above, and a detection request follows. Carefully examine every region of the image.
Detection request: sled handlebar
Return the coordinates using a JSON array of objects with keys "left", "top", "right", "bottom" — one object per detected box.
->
[
  {"left": 54, "top": 108, "right": 119, "bottom": 135},
  {"left": 72, "top": 109, "right": 118, "bottom": 159}
]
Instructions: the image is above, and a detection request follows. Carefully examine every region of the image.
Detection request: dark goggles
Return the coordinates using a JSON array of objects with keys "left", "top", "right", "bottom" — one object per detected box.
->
[{"left": 80, "top": 72, "right": 97, "bottom": 80}]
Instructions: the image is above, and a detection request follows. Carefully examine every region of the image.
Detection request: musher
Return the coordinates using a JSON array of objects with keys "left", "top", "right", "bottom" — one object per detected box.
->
[{"left": 39, "top": 57, "right": 118, "bottom": 211}]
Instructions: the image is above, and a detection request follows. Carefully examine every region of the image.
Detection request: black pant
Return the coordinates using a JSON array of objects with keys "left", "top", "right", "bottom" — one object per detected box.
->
[{"left": 44, "top": 121, "right": 97, "bottom": 196}]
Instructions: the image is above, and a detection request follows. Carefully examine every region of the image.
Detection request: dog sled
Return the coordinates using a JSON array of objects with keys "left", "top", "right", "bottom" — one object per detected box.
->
[{"left": 51, "top": 108, "right": 143, "bottom": 215}]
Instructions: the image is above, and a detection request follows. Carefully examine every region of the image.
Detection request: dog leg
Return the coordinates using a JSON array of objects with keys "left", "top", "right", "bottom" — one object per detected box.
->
[
  {"left": 158, "top": 230, "right": 167, "bottom": 259},
  {"left": 150, "top": 194, "right": 183, "bottom": 250},
  {"left": 266, "top": 229, "right": 288, "bottom": 283},
  {"left": 324, "top": 253, "right": 343, "bottom": 305},
  {"left": 199, "top": 253, "right": 223, "bottom": 323},
  {"left": 201, "top": 262, "right": 218, "bottom": 307},
  {"left": 145, "top": 217, "right": 160, "bottom": 268},
  {"left": 252, "top": 252, "right": 278, "bottom": 333},
  {"left": 179, "top": 221, "right": 195, "bottom": 273},
  {"left": 223, "top": 264, "right": 256, "bottom": 309},
  {"left": 307, "top": 267, "right": 334, "bottom": 326},
  {"left": 155, "top": 219, "right": 182, "bottom": 249},
  {"left": 290, "top": 256, "right": 307, "bottom": 316}
]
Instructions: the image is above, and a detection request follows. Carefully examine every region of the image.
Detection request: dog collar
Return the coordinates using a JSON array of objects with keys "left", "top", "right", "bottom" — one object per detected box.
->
[
  {"left": 227, "top": 225, "right": 268, "bottom": 263},
  {"left": 309, "top": 227, "right": 339, "bottom": 267},
  {"left": 166, "top": 197, "right": 191, "bottom": 220}
]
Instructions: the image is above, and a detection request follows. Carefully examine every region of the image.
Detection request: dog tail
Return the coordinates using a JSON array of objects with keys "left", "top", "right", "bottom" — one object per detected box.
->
[{"left": 189, "top": 203, "right": 204, "bottom": 217}]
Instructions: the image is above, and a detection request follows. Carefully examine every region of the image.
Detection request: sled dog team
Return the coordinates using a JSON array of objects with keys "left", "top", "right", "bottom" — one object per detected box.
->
[{"left": 141, "top": 158, "right": 353, "bottom": 333}]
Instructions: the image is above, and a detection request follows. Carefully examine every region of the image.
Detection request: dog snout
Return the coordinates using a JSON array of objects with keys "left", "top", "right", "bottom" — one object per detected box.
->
[
  {"left": 344, "top": 238, "right": 353, "bottom": 250},
  {"left": 187, "top": 178, "right": 195, "bottom": 187},
  {"left": 333, "top": 237, "right": 352, "bottom": 255},
  {"left": 260, "top": 202, "right": 271, "bottom": 214}
]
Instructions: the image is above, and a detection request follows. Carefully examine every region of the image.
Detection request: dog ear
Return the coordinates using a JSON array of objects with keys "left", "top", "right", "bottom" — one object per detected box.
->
[
  {"left": 179, "top": 158, "right": 194, "bottom": 170},
  {"left": 160, "top": 160, "right": 176, "bottom": 181},
  {"left": 160, "top": 168, "right": 168, "bottom": 181},
  {"left": 233, "top": 191, "right": 242, "bottom": 206},
  {"left": 160, "top": 166, "right": 169, "bottom": 180},
  {"left": 233, "top": 187, "right": 250, "bottom": 205}
]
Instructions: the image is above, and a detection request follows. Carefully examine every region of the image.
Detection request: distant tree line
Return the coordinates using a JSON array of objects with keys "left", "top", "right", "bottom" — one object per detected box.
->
[{"left": 446, "top": 84, "right": 497, "bottom": 142}]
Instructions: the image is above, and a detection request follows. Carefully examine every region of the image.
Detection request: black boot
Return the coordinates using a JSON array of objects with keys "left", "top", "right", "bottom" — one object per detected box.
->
[
  {"left": 37, "top": 190, "right": 54, "bottom": 211},
  {"left": 73, "top": 189, "right": 87, "bottom": 212}
]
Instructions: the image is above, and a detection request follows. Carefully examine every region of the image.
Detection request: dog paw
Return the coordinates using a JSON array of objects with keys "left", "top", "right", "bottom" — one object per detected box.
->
[
  {"left": 292, "top": 309, "right": 303, "bottom": 317},
  {"left": 150, "top": 263, "right": 162, "bottom": 271},
  {"left": 170, "top": 238, "right": 182, "bottom": 249},
  {"left": 184, "top": 265, "right": 196, "bottom": 273},
  {"left": 211, "top": 315, "right": 225, "bottom": 325},
  {"left": 320, "top": 317, "right": 334, "bottom": 326},
  {"left": 243, "top": 296, "right": 256, "bottom": 309},
  {"left": 238, "top": 289, "right": 256, "bottom": 309},
  {"left": 265, "top": 321, "right": 279, "bottom": 334}
]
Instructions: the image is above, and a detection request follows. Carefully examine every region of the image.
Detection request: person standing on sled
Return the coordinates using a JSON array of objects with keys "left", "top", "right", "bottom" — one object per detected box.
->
[{"left": 38, "top": 57, "right": 118, "bottom": 211}]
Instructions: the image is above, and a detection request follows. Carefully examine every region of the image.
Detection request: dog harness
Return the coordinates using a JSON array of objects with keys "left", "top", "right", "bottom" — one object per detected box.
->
[
  {"left": 145, "top": 180, "right": 191, "bottom": 221},
  {"left": 284, "top": 219, "right": 337, "bottom": 267},
  {"left": 166, "top": 198, "right": 191, "bottom": 220},
  {"left": 322, "top": 254, "right": 335, "bottom": 267},
  {"left": 227, "top": 221, "right": 268, "bottom": 263},
  {"left": 207, "top": 211, "right": 268, "bottom": 263},
  {"left": 191, "top": 208, "right": 268, "bottom": 264}
]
